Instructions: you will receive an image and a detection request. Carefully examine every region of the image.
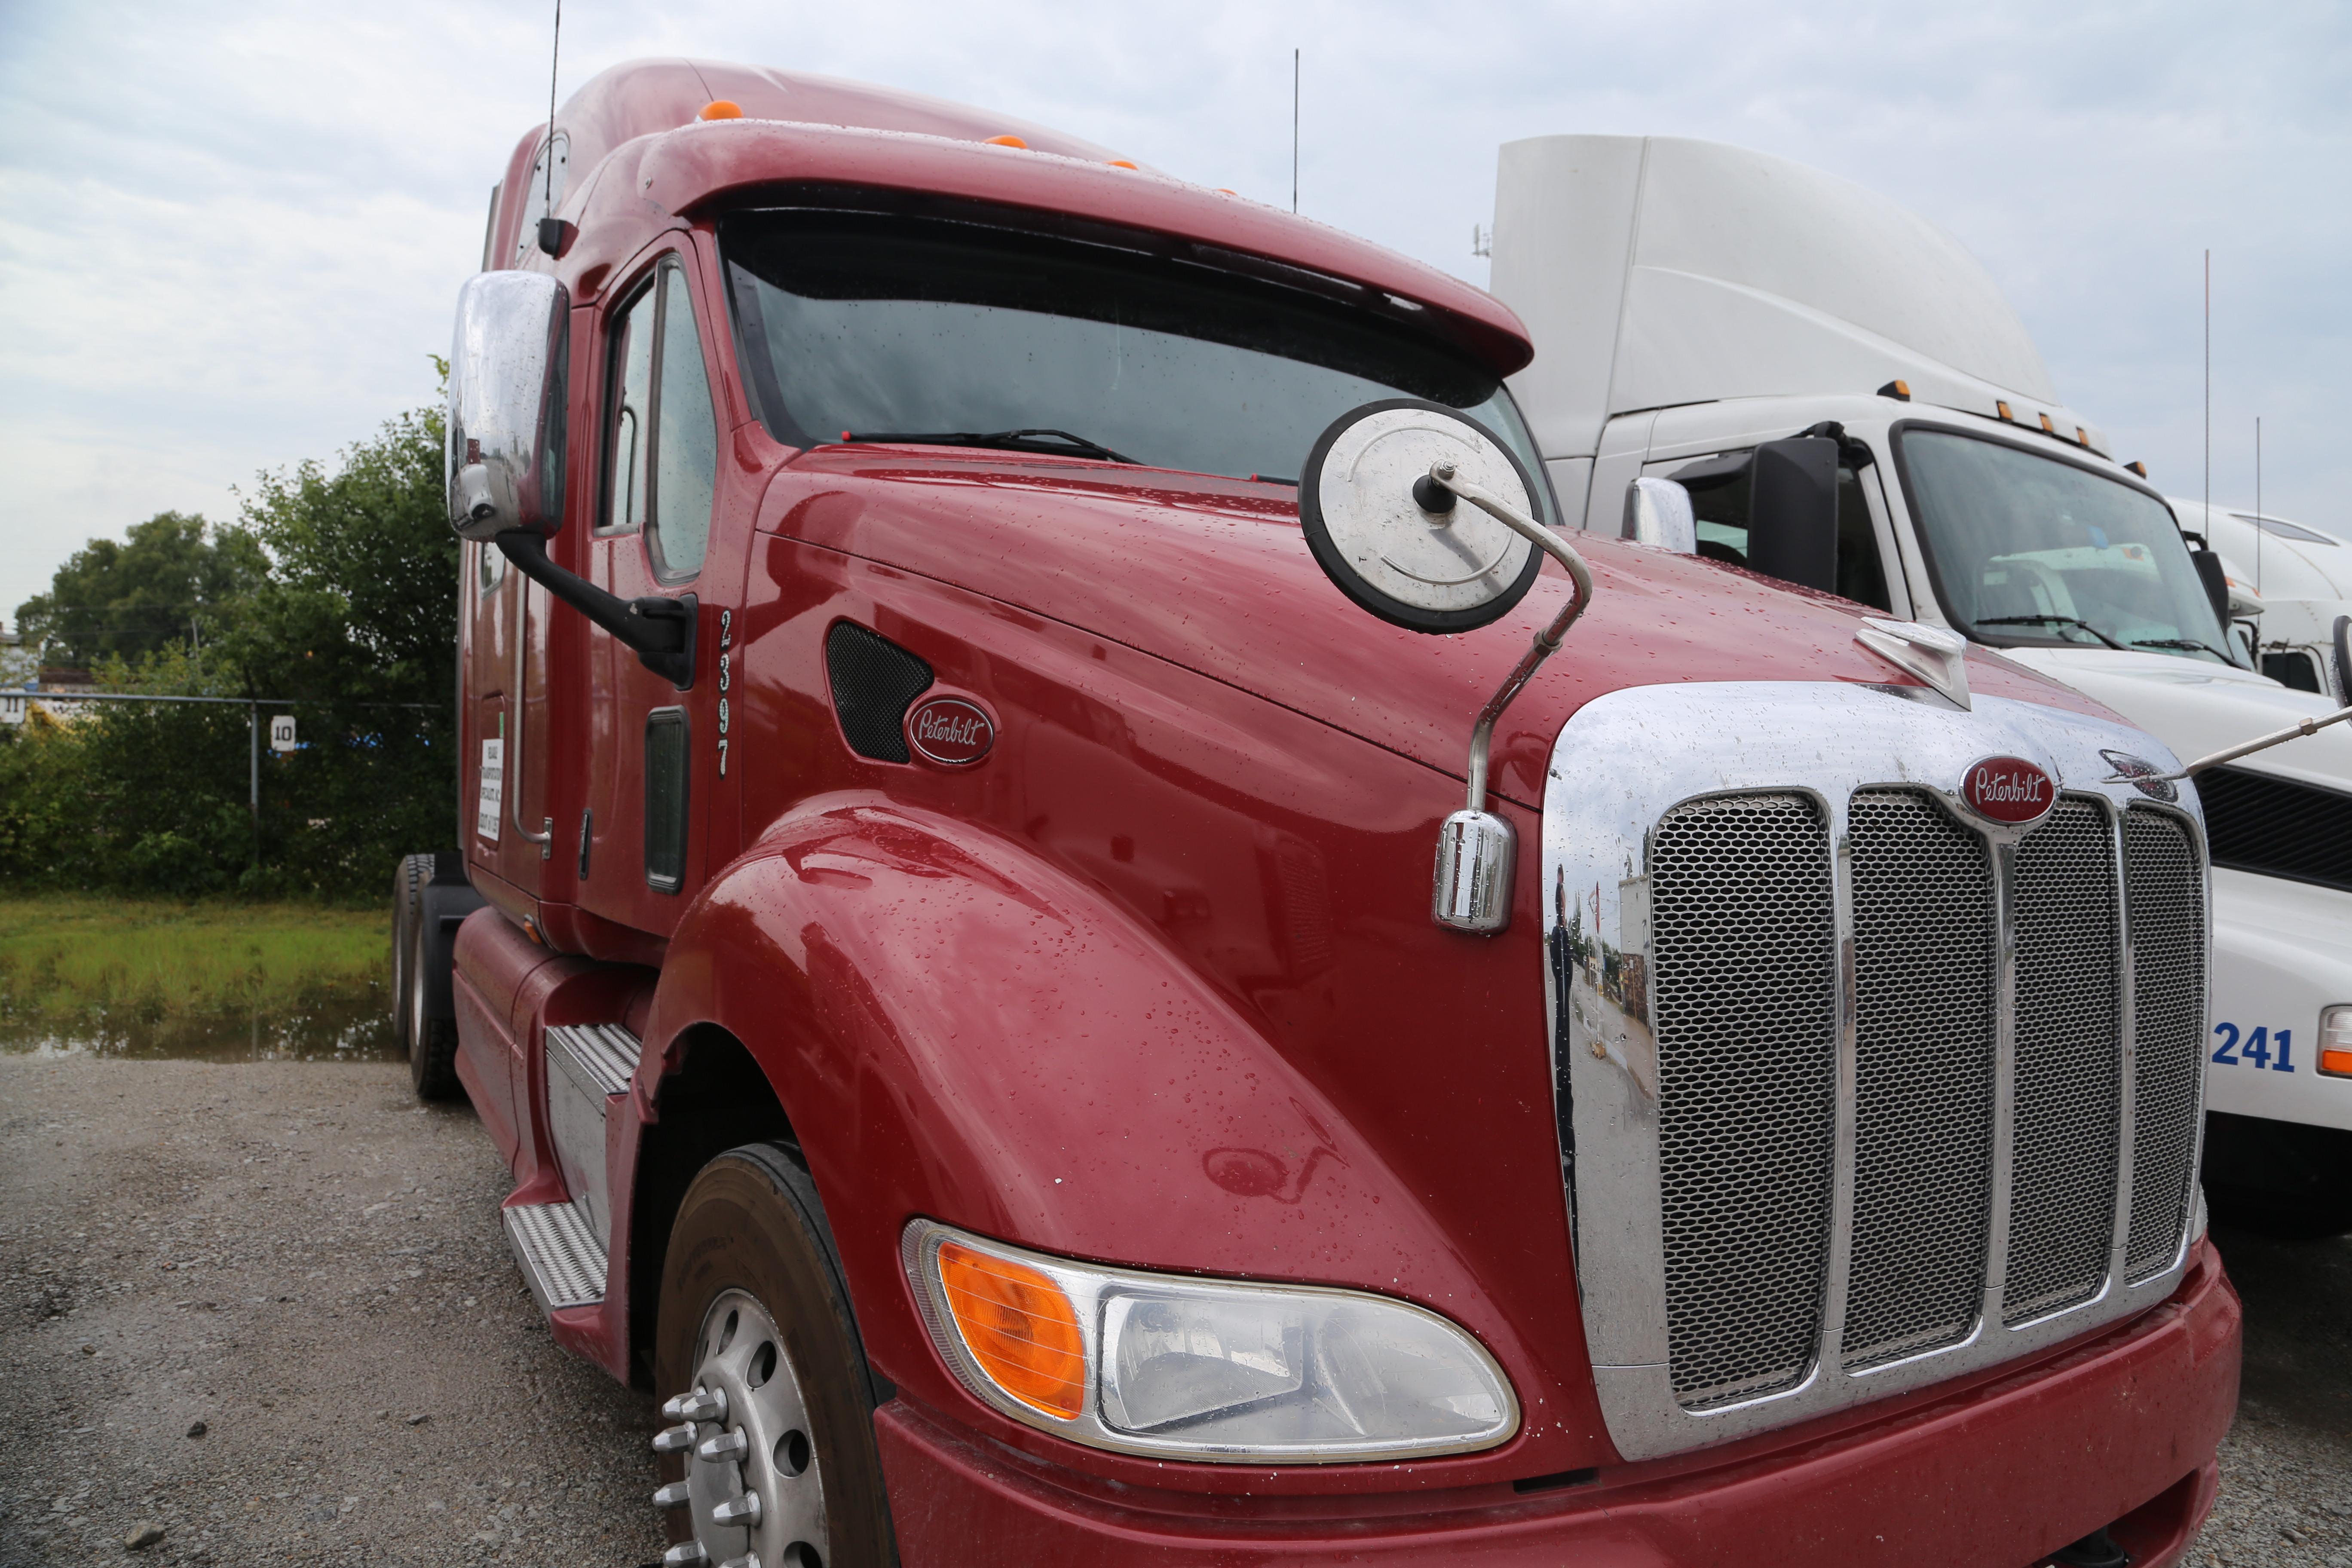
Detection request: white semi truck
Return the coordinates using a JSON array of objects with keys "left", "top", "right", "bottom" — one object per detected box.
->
[
  {"left": 1490, "top": 134, "right": 2352, "bottom": 1231},
  {"left": 2172, "top": 497, "right": 2352, "bottom": 701}
]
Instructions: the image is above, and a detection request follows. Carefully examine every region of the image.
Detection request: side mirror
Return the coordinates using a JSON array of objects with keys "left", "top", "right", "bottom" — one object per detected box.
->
[
  {"left": 447, "top": 271, "right": 569, "bottom": 542},
  {"left": 1746, "top": 435, "right": 1839, "bottom": 592},
  {"left": 1297, "top": 399, "right": 1546, "bottom": 634},
  {"left": 1621, "top": 477, "right": 1696, "bottom": 552},
  {"left": 2187, "top": 547, "right": 2231, "bottom": 632},
  {"left": 2334, "top": 615, "right": 2352, "bottom": 704}
]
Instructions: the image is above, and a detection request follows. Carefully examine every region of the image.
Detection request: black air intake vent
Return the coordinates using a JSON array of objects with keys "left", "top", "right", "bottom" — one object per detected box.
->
[
  {"left": 826, "top": 621, "right": 933, "bottom": 764},
  {"left": 2197, "top": 764, "right": 2352, "bottom": 894}
]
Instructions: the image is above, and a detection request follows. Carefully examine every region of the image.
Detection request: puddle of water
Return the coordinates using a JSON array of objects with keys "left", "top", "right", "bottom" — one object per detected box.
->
[{"left": 0, "top": 978, "right": 404, "bottom": 1063}]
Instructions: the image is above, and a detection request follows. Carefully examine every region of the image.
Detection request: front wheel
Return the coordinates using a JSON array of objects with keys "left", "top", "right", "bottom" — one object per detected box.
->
[
  {"left": 652, "top": 1144, "right": 897, "bottom": 1568},
  {"left": 403, "top": 906, "right": 460, "bottom": 1101}
]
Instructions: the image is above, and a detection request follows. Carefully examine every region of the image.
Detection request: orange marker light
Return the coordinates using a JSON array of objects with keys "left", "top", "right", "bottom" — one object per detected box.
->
[
  {"left": 984, "top": 134, "right": 1029, "bottom": 148},
  {"left": 2039, "top": 413, "right": 2057, "bottom": 434},
  {"left": 1107, "top": 159, "right": 1139, "bottom": 169},
  {"left": 2125, "top": 461, "right": 2148, "bottom": 477},
  {"left": 699, "top": 100, "right": 743, "bottom": 121},
  {"left": 2324, "top": 1049, "right": 2352, "bottom": 1077},
  {"left": 937, "top": 1242, "right": 1086, "bottom": 1418},
  {"left": 2076, "top": 427, "right": 2090, "bottom": 446},
  {"left": 1996, "top": 401, "right": 2014, "bottom": 421}
]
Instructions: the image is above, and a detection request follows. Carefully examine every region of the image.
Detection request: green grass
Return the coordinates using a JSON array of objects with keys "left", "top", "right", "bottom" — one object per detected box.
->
[{"left": 0, "top": 894, "right": 395, "bottom": 1057}]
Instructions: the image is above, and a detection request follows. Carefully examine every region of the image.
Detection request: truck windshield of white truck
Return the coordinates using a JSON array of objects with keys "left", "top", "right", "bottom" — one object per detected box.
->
[
  {"left": 722, "top": 208, "right": 1552, "bottom": 516},
  {"left": 1899, "top": 428, "right": 2235, "bottom": 664}
]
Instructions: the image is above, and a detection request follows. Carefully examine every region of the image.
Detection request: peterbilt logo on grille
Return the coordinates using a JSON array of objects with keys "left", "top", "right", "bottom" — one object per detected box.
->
[
  {"left": 1960, "top": 756, "right": 2056, "bottom": 824},
  {"left": 906, "top": 696, "right": 995, "bottom": 766}
]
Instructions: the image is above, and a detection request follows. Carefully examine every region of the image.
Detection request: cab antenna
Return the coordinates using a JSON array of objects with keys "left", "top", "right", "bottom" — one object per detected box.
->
[
  {"left": 544, "top": 0, "right": 563, "bottom": 215},
  {"left": 1292, "top": 49, "right": 1300, "bottom": 214}
]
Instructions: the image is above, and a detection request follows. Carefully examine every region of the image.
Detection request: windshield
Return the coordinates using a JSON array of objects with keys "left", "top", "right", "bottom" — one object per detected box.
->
[
  {"left": 721, "top": 210, "right": 1553, "bottom": 520},
  {"left": 1897, "top": 428, "right": 2233, "bottom": 664}
]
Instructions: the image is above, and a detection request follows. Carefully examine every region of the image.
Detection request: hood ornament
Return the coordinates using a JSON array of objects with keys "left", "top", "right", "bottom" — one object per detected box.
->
[{"left": 1856, "top": 618, "right": 1971, "bottom": 709}]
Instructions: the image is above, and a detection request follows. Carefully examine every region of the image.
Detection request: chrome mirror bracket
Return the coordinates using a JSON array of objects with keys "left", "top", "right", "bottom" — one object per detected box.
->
[{"left": 1424, "top": 462, "right": 1596, "bottom": 935}]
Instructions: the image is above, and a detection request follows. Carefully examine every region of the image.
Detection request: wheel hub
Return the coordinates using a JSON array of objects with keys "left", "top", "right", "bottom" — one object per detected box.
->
[{"left": 654, "top": 1288, "right": 828, "bottom": 1568}]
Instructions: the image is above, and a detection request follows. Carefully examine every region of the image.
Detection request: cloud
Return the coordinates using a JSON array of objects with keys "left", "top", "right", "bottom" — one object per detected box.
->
[{"left": 2, "top": 0, "right": 2346, "bottom": 617}]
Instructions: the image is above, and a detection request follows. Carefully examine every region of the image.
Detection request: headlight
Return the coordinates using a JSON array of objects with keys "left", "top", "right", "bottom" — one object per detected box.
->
[{"left": 901, "top": 1220, "right": 1518, "bottom": 1463}]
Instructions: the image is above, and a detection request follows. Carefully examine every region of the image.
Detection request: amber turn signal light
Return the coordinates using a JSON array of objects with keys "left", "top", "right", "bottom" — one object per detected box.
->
[
  {"left": 699, "top": 100, "right": 743, "bottom": 121},
  {"left": 937, "top": 1240, "right": 1086, "bottom": 1418},
  {"left": 2320, "top": 1008, "right": 2352, "bottom": 1078},
  {"left": 1877, "top": 380, "right": 1911, "bottom": 401}
]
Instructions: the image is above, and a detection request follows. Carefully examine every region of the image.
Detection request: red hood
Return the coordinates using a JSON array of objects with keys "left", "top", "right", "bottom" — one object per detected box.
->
[{"left": 760, "top": 446, "right": 2113, "bottom": 808}]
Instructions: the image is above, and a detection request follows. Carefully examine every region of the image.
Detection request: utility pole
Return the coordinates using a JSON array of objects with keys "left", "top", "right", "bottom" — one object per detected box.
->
[{"left": 249, "top": 700, "right": 260, "bottom": 875}]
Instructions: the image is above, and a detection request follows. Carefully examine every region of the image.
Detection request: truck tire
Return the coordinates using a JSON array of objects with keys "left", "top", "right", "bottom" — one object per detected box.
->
[
  {"left": 654, "top": 1144, "right": 897, "bottom": 1568},
  {"left": 390, "top": 852, "right": 435, "bottom": 1050},
  {"left": 404, "top": 908, "right": 462, "bottom": 1101}
]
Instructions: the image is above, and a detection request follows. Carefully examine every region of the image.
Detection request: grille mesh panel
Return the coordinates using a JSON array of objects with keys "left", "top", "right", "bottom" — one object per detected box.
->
[
  {"left": 1842, "top": 791, "right": 1996, "bottom": 1368},
  {"left": 1650, "top": 794, "right": 1838, "bottom": 1409},
  {"left": 2002, "top": 799, "right": 2121, "bottom": 1325},
  {"left": 2124, "top": 811, "right": 2206, "bottom": 1280},
  {"left": 825, "top": 620, "right": 933, "bottom": 764},
  {"left": 2197, "top": 764, "right": 2352, "bottom": 895}
]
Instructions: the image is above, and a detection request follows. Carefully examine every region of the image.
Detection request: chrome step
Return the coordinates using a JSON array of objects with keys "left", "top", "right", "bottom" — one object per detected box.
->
[
  {"left": 546, "top": 1023, "right": 642, "bottom": 1097},
  {"left": 504, "top": 1200, "right": 606, "bottom": 1311}
]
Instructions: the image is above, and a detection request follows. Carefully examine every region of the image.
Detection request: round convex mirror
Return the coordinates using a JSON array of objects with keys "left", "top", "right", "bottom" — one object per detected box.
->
[{"left": 1298, "top": 399, "right": 1546, "bottom": 634}]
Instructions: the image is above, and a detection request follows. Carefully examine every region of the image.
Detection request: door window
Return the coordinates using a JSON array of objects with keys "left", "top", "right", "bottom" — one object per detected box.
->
[
  {"left": 605, "top": 286, "right": 656, "bottom": 534},
  {"left": 651, "top": 266, "right": 717, "bottom": 579},
  {"left": 1669, "top": 451, "right": 1892, "bottom": 611},
  {"left": 600, "top": 258, "right": 718, "bottom": 576}
]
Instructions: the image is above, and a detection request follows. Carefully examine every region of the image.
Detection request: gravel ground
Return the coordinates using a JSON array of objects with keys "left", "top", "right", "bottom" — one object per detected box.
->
[
  {"left": 0, "top": 1058, "right": 665, "bottom": 1567},
  {"left": 0, "top": 1056, "right": 2346, "bottom": 1567}
]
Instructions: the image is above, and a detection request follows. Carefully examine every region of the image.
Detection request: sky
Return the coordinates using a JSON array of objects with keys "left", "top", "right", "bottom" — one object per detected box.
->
[{"left": 2, "top": 0, "right": 2347, "bottom": 625}]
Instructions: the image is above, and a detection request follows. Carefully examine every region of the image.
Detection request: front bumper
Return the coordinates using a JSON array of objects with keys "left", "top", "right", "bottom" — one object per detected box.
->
[
  {"left": 2206, "top": 868, "right": 2352, "bottom": 1131},
  {"left": 873, "top": 1241, "right": 2238, "bottom": 1568}
]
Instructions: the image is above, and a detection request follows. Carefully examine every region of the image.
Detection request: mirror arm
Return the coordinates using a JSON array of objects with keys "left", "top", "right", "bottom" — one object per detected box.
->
[
  {"left": 1430, "top": 464, "right": 1597, "bottom": 812},
  {"left": 495, "top": 532, "right": 698, "bottom": 690},
  {"left": 2111, "top": 703, "right": 2352, "bottom": 784}
]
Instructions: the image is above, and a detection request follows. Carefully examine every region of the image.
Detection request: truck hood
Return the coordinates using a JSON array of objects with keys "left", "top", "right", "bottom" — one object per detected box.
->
[
  {"left": 763, "top": 447, "right": 2114, "bottom": 808},
  {"left": 1998, "top": 644, "right": 2352, "bottom": 791}
]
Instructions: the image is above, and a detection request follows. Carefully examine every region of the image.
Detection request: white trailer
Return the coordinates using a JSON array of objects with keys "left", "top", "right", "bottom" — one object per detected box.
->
[{"left": 1491, "top": 134, "right": 2352, "bottom": 1231}]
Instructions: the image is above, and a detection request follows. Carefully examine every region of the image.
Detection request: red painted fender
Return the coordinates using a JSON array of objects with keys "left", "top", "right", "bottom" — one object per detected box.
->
[{"left": 636, "top": 791, "right": 1584, "bottom": 1496}]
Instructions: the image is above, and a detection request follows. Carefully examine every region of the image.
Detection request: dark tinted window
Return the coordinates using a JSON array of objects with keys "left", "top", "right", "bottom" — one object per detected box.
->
[
  {"left": 723, "top": 211, "right": 1552, "bottom": 518},
  {"left": 1677, "top": 456, "right": 1890, "bottom": 610}
]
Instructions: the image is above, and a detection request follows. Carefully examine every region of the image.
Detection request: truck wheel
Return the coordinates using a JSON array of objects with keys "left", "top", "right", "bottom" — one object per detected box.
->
[
  {"left": 391, "top": 853, "right": 434, "bottom": 1050},
  {"left": 404, "top": 910, "right": 461, "bottom": 1101},
  {"left": 653, "top": 1144, "right": 896, "bottom": 1568}
]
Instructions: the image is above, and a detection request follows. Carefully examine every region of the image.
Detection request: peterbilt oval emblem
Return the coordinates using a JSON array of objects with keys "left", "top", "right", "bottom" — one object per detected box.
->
[
  {"left": 1960, "top": 755, "right": 2056, "bottom": 824},
  {"left": 906, "top": 696, "right": 995, "bottom": 766}
]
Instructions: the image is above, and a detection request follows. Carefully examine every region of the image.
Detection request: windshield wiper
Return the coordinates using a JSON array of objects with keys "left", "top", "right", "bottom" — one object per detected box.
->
[
  {"left": 1975, "top": 613, "right": 2128, "bottom": 651},
  {"left": 841, "top": 428, "right": 1139, "bottom": 465},
  {"left": 2132, "top": 637, "right": 2235, "bottom": 661}
]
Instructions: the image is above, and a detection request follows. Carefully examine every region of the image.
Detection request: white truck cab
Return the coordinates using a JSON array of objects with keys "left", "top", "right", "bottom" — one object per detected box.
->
[
  {"left": 1492, "top": 133, "right": 2352, "bottom": 1231},
  {"left": 2172, "top": 499, "right": 2352, "bottom": 701}
]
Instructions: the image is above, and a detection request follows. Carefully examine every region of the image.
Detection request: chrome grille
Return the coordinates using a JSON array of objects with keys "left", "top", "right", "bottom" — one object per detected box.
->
[
  {"left": 1550, "top": 683, "right": 2211, "bottom": 1463},
  {"left": 1843, "top": 791, "right": 1995, "bottom": 1369},
  {"left": 1649, "top": 794, "right": 1838, "bottom": 1409},
  {"left": 2002, "top": 799, "right": 2122, "bottom": 1325},
  {"left": 2124, "top": 811, "right": 2205, "bottom": 1280}
]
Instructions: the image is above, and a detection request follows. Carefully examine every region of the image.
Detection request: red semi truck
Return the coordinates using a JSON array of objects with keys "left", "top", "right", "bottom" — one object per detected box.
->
[{"left": 394, "top": 57, "right": 2239, "bottom": 1568}]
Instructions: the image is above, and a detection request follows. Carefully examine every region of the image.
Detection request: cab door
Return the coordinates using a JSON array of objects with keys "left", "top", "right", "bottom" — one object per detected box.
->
[{"left": 576, "top": 247, "right": 729, "bottom": 936}]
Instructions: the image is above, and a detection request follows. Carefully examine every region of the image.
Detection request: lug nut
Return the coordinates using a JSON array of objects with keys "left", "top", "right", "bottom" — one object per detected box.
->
[
  {"left": 697, "top": 1428, "right": 750, "bottom": 1462},
  {"left": 652, "top": 1481, "right": 693, "bottom": 1511},
  {"left": 661, "top": 1545, "right": 710, "bottom": 1567},
  {"left": 663, "top": 1387, "right": 729, "bottom": 1423},
  {"left": 652, "top": 1423, "right": 698, "bottom": 1455},
  {"left": 712, "top": 1491, "right": 762, "bottom": 1527}
]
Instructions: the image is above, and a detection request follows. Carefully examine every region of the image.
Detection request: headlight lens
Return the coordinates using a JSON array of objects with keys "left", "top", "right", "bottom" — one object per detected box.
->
[{"left": 902, "top": 1220, "right": 1517, "bottom": 1462}]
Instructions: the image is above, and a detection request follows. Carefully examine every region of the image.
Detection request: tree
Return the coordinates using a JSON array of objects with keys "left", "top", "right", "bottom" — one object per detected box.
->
[
  {"left": 13, "top": 511, "right": 265, "bottom": 669},
  {"left": 0, "top": 395, "right": 457, "bottom": 901}
]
